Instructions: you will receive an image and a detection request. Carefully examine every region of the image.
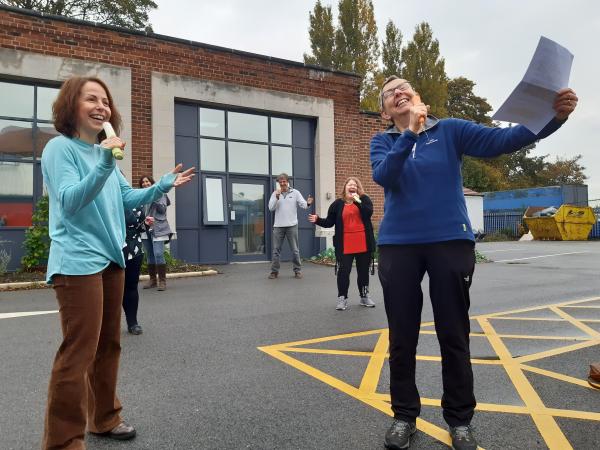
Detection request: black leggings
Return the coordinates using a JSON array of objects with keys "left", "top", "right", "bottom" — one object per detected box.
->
[
  {"left": 337, "top": 251, "right": 371, "bottom": 298},
  {"left": 122, "top": 254, "right": 143, "bottom": 327}
]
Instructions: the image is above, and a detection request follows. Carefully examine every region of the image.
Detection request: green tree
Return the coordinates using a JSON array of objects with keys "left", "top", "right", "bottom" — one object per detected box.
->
[
  {"left": 446, "top": 77, "right": 493, "bottom": 125},
  {"left": 333, "top": 0, "right": 380, "bottom": 106},
  {"left": 303, "top": 0, "right": 335, "bottom": 68},
  {"left": 401, "top": 22, "right": 448, "bottom": 118},
  {"left": 381, "top": 19, "right": 403, "bottom": 78},
  {"left": 1, "top": 0, "right": 157, "bottom": 31},
  {"left": 539, "top": 155, "right": 587, "bottom": 185},
  {"left": 462, "top": 157, "right": 507, "bottom": 192}
]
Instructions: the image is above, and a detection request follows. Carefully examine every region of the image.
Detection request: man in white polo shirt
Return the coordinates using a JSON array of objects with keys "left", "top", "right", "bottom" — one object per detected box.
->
[{"left": 268, "top": 173, "right": 313, "bottom": 279}]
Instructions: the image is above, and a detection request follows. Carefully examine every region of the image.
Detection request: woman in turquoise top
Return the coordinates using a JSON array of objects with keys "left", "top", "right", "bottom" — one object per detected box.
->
[{"left": 40, "top": 76, "right": 194, "bottom": 450}]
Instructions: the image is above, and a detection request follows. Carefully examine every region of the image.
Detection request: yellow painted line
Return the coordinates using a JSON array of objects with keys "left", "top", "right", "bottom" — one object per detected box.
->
[
  {"left": 359, "top": 329, "right": 388, "bottom": 394},
  {"left": 489, "top": 317, "right": 566, "bottom": 322},
  {"left": 492, "top": 334, "right": 589, "bottom": 341},
  {"left": 543, "top": 407, "right": 600, "bottom": 421},
  {"left": 476, "top": 296, "right": 600, "bottom": 320},
  {"left": 0, "top": 310, "right": 58, "bottom": 319},
  {"left": 281, "top": 347, "right": 374, "bottom": 357},
  {"left": 550, "top": 307, "right": 600, "bottom": 338},
  {"left": 258, "top": 345, "right": 456, "bottom": 447},
  {"left": 520, "top": 364, "right": 597, "bottom": 389},
  {"left": 415, "top": 354, "right": 502, "bottom": 365},
  {"left": 560, "top": 305, "right": 600, "bottom": 309},
  {"left": 516, "top": 340, "right": 600, "bottom": 364},
  {"left": 264, "top": 328, "right": 386, "bottom": 350},
  {"left": 582, "top": 319, "right": 600, "bottom": 323},
  {"left": 419, "top": 329, "right": 486, "bottom": 336},
  {"left": 479, "top": 318, "right": 572, "bottom": 450}
]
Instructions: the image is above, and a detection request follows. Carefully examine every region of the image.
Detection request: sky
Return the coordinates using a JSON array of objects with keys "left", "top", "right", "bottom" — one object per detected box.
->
[{"left": 149, "top": 0, "right": 600, "bottom": 201}]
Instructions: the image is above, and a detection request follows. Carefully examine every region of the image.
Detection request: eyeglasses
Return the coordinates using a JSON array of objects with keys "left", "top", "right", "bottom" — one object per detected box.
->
[{"left": 381, "top": 82, "right": 412, "bottom": 101}]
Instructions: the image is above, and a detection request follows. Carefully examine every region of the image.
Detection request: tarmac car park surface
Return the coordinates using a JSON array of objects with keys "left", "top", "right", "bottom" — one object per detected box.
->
[{"left": 1, "top": 240, "right": 599, "bottom": 449}]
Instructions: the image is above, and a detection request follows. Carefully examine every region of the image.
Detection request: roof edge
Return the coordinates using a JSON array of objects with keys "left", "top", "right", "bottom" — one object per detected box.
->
[{"left": 0, "top": 4, "right": 360, "bottom": 78}]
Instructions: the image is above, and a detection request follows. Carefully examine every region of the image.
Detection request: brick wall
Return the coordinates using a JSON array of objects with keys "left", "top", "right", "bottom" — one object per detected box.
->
[{"left": 0, "top": 6, "right": 388, "bottom": 224}]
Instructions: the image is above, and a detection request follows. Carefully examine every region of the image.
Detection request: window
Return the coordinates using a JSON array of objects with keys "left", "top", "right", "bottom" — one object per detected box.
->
[
  {"left": 200, "top": 108, "right": 225, "bottom": 138},
  {"left": 0, "top": 80, "right": 59, "bottom": 227},
  {"left": 228, "top": 112, "right": 268, "bottom": 142},
  {"left": 271, "top": 145, "right": 293, "bottom": 176},
  {"left": 228, "top": 142, "right": 268, "bottom": 175},
  {"left": 202, "top": 174, "right": 228, "bottom": 225},
  {"left": 271, "top": 118, "right": 292, "bottom": 145},
  {"left": 200, "top": 138, "right": 225, "bottom": 172}
]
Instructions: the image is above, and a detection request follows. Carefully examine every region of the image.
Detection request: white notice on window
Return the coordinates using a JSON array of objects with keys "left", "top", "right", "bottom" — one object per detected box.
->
[{"left": 492, "top": 36, "right": 574, "bottom": 134}]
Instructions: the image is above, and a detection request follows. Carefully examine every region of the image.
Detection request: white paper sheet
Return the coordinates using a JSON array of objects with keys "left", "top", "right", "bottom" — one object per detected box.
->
[{"left": 492, "top": 36, "right": 574, "bottom": 134}]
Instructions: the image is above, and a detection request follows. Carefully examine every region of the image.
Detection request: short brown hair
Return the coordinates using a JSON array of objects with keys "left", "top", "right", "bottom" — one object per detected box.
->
[
  {"left": 339, "top": 176, "right": 366, "bottom": 199},
  {"left": 277, "top": 173, "right": 289, "bottom": 182},
  {"left": 379, "top": 75, "right": 405, "bottom": 111},
  {"left": 139, "top": 175, "right": 155, "bottom": 188},
  {"left": 53, "top": 76, "right": 122, "bottom": 141}
]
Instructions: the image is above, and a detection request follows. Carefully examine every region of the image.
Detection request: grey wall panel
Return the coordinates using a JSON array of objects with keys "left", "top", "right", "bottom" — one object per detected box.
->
[
  {"left": 175, "top": 175, "right": 200, "bottom": 228},
  {"left": 293, "top": 146, "right": 312, "bottom": 179},
  {"left": 292, "top": 119, "right": 314, "bottom": 148},
  {"left": 174, "top": 229, "right": 199, "bottom": 263},
  {"left": 175, "top": 136, "right": 199, "bottom": 174},
  {"left": 175, "top": 103, "right": 198, "bottom": 137},
  {"left": 199, "top": 227, "right": 228, "bottom": 264}
]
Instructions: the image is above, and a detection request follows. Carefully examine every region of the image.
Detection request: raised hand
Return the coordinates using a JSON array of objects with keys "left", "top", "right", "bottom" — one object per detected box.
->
[
  {"left": 554, "top": 88, "right": 578, "bottom": 121},
  {"left": 170, "top": 163, "right": 195, "bottom": 188},
  {"left": 307, "top": 194, "right": 314, "bottom": 206}
]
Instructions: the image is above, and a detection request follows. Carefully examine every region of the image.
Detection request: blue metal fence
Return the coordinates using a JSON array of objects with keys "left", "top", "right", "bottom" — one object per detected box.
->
[
  {"left": 484, "top": 207, "right": 600, "bottom": 239},
  {"left": 484, "top": 212, "right": 523, "bottom": 236},
  {"left": 591, "top": 207, "right": 600, "bottom": 239}
]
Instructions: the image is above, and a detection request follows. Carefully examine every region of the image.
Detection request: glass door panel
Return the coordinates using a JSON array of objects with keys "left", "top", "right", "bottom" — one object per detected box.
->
[{"left": 229, "top": 179, "right": 267, "bottom": 261}]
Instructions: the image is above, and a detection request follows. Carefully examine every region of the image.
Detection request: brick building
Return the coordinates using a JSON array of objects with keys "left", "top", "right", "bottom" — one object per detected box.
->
[{"left": 0, "top": 5, "right": 386, "bottom": 270}]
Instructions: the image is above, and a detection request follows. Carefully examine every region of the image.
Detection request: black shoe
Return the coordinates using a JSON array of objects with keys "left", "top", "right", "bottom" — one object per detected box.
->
[
  {"left": 93, "top": 422, "right": 136, "bottom": 440},
  {"left": 449, "top": 425, "right": 477, "bottom": 450},
  {"left": 384, "top": 419, "right": 416, "bottom": 449},
  {"left": 128, "top": 324, "right": 143, "bottom": 335}
]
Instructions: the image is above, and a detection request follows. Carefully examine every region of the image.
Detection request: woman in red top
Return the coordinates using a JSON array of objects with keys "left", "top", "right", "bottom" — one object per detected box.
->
[{"left": 309, "top": 177, "right": 376, "bottom": 310}]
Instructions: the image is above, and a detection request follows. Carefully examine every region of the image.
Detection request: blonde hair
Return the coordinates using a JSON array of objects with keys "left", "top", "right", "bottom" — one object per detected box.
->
[{"left": 339, "top": 177, "right": 365, "bottom": 199}]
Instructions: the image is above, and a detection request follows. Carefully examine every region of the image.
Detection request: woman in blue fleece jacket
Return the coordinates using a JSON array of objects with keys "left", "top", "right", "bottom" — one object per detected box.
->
[
  {"left": 41, "top": 76, "right": 194, "bottom": 450},
  {"left": 371, "top": 76, "right": 578, "bottom": 450}
]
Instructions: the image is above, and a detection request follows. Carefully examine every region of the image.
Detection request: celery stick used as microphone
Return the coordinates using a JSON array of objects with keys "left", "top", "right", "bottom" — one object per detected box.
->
[
  {"left": 102, "top": 122, "right": 124, "bottom": 160},
  {"left": 412, "top": 93, "right": 425, "bottom": 126},
  {"left": 352, "top": 193, "right": 362, "bottom": 204}
]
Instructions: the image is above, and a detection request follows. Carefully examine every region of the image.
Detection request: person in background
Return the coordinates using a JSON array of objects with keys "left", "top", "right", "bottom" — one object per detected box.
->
[
  {"left": 139, "top": 175, "right": 172, "bottom": 291},
  {"left": 122, "top": 207, "right": 146, "bottom": 335},
  {"left": 41, "top": 75, "right": 194, "bottom": 450},
  {"left": 308, "top": 176, "right": 376, "bottom": 310},
  {"left": 268, "top": 172, "right": 313, "bottom": 279},
  {"left": 371, "top": 75, "right": 578, "bottom": 450}
]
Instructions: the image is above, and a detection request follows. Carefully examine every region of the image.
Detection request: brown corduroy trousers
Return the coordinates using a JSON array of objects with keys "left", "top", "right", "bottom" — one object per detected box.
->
[{"left": 42, "top": 263, "right": 125, "bottom": 450}]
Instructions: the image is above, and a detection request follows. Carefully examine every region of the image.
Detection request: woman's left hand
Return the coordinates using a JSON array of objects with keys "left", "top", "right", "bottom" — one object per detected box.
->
[
  {"left": 170, "top": 163, "right": 196, "bottom": 188},
  {"left": 554, "top": 88, "right": 578, "bottom": 121}
]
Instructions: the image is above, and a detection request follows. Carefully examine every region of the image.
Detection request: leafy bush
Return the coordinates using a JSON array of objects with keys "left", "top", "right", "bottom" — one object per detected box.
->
[
  {"left": 141, "top": 248, "right": 187, "bottom": 273},
  {"left": 21, "top": 195, "right": 50, "bottom": 271}
]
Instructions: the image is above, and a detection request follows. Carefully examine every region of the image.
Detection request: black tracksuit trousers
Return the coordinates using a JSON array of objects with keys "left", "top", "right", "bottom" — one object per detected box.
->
[{"left": 378, "top": 240, "right": 476, "bottom": 427}]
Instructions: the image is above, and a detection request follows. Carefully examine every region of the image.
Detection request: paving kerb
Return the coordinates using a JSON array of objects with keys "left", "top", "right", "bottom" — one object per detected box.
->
[{"left": 0, "top": 269, "right": 218, "bottom": 292}]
